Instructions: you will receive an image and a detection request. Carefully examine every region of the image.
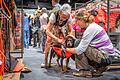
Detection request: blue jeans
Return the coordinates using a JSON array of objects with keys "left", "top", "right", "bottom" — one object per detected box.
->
[{"left": 24, "top": 30, "right": 30, "bottom": 48}]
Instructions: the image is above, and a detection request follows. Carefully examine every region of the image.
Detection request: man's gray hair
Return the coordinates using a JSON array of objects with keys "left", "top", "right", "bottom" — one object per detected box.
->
[
  {"left": 60, "top": 4, "right": 71, "bottom": 15},
  {"left": 41, "top": 7, "right": 47, "bottom": 13}
]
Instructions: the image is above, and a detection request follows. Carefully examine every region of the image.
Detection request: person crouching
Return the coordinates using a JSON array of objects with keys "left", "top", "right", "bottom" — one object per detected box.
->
[{"left": 66, "top": 10, "right": 114, "bottom": 77}]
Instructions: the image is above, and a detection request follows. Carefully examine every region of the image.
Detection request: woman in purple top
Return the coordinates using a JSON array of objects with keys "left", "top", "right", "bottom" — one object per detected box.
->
[{"left": 66, "top": 10, "right": 114, "bottom": 77}]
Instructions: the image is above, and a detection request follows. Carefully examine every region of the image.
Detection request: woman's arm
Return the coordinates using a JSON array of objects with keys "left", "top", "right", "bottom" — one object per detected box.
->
[
  {"left": 45, "top": 21, "right": 58, "bottom": 41},
  {"left": 66, "top": 48, "right": 77, "bottom": 54},
  {"left": 45, "top": 21, "right": 64, "bottom": 44}
]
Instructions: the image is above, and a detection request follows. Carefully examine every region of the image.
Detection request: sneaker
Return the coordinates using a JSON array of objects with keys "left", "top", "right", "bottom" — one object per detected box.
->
[
  {"left": 73, "top": 70, "right": 92, "bottom": 77},
  {"left": 91, "top": 70, "right": 103, "bottom": 77},
  {"left": 41, "top": 63, "right": 47, "bottom": 68},
  {"left": 92, "top": 67, "right": 108, "bottom": 77},
  {"left": 96, "top": 66, "right": 108, "bottom": 74}
]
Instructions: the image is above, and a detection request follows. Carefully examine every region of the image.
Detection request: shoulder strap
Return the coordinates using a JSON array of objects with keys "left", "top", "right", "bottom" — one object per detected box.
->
[
  {"left": 54, "top": 11, "right": 59, "bottom": 26},
  {"left": 54, "top": 11, "right": 69, "bottom": 27}
]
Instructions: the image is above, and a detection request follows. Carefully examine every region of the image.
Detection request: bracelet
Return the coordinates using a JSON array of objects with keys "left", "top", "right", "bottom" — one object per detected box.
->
[{"left": 67, "top": 48, "right": 70, "bottom": 51}]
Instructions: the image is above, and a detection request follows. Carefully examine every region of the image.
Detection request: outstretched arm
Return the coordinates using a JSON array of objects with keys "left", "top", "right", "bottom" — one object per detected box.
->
[
  {"left": 45, "top": 21, "right": 58, "bottom": 41},
  {"left": 66, "top": 48, "right": 77, "bottom": 54},
  {"left": 44, "top": 21, "right": 64, "bottom": 44}
]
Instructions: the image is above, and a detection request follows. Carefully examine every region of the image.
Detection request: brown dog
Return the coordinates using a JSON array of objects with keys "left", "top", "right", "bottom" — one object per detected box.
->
[{"left": 48, "top": 36, "right": 75, "bottom": 72}]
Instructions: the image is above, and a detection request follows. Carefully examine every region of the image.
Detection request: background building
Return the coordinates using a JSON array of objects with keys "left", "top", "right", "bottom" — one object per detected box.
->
[{"left": 15, "top": 0, "right": 92, "bottom": 9}]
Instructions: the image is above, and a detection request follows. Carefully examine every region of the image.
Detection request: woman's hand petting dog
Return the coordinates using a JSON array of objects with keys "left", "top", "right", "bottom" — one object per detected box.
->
[
  {"left": 48, "top": 36, "right": 76, "bottom": 73},
  {"left": 66, "top": 48, "right": 76, "bottom": 54},
  {"left": 57, "top": 38, "right": 65, "bottom": 44}
]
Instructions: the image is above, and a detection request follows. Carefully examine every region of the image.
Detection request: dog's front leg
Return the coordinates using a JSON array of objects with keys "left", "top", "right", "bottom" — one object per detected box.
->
[
  {"left": 64, "top": 58, "right": 71, "bottom": 72},
  {"left": 48, "top": 48, "right": 54, "bottom": 68},
  {"left": 66, "top": 58, "right": 69, "bottom": 69},
  {"left": 60, "top": 57, "right": 64, "bottom": 71},
  {"left": 56, "top": 56, "right": 60, "bottom": 67},
  {"left": 60, "top": 50, "right": 65, "bottom": 71},
  {"left": 60, "top": 58, "right": 65, "bottom": 73}
]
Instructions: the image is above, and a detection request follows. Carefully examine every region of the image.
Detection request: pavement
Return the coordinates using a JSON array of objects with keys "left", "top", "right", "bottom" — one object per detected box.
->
[{"left": 20, "top": 47, "right": 120, "bottom": 80}]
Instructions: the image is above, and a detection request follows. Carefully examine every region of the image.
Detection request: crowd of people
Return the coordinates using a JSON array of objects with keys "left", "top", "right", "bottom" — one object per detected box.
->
[
  {"left": 23, "top": 8, "right": 47, "bottom": 49},
  {"left": 23, "top": 0, "right": 61, "bottom": 52},
  {"left": 23, "top": 0, "right": 120, "bottom": 77}
]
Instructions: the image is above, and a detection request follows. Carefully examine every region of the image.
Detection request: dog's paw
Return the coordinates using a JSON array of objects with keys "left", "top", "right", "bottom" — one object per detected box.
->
[
  {"left": 60, "top": 69, "right": 66, "bottom": 73},
  {"left": 60, "top": 67, "right": 70, "bottom": 73},
  {"left": 48, "top": 63, "right": 56, "bottom": 68},
  {"left": 48, "top": 65, "right": 51, "bottom": 68},
  {"left": 65, "top": 67, "right": 71, "bottom": 72},
  {"left": 67, "top": 67, "right": 71, "bottom": 70},
  {"left": 61, "top": 69, "right": 69, "bottom": 73}
]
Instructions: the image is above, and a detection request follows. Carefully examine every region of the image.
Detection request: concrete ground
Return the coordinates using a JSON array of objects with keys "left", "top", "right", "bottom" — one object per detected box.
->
[{"left": 20, "top": 47, "right": 120, "bottom": 80}]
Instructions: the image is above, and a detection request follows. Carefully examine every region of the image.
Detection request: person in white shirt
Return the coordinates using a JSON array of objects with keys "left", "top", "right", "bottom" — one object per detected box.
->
[
  {"left": 52, "top": 0, "right": 61, "bottom": 9},
  {"left": 40, "top": 8, "right": 48, "bottom": 53}
]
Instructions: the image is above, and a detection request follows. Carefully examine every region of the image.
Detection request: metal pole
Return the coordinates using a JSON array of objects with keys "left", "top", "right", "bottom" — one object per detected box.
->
[
  {"left": 107, "top": 0, "right": 110, "bottom": 34},
  {"left": 35, "top": 0, "right": 38, "bottom": 6},
  {"left": 21, "top": 0, "right": 24, "bottom": 58},
  {"left": 7, "top": 18, "right": 10, "bottom": 71},
  {"left": 75, "top": 3, "right": 76, "bottom": 11}
]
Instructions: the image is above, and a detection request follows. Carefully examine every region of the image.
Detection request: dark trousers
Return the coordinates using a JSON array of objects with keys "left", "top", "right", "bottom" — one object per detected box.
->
[
  {"left": 33, "top": 31, "right": 38, "bottom": 47},
  {"left": 75, "top": 46, "right": 109, "bottom": 70},
  {"left": 41, "top": 32, "right": 47, "bottom": 52},
  {"left": 29, "top": 26, "right": 32, "bottom": 45}
]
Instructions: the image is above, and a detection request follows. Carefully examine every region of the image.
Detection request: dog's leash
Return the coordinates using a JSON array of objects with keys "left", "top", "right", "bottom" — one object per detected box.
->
[{"left": 61, "top": 45, "right": 66, "bottom": 58}]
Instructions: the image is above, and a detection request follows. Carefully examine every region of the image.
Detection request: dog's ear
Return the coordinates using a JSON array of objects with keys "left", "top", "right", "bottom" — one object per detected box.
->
[{"left": 66, "top": 35, "right": 76, "bottom": 40}]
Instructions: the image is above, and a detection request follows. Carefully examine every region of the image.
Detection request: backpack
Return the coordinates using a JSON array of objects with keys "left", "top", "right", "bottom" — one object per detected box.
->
[
  {"left": 47, "top": 8, "right": 59, "bottom": 22},
  {"left": 48, "top": 7, "right": 60, "bottom": 17}
]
